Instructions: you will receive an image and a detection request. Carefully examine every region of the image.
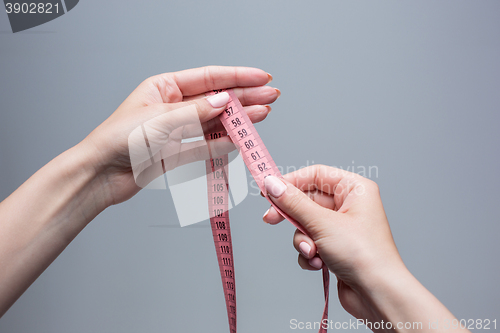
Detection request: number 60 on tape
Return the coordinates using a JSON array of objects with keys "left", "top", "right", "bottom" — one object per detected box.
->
[{"left": 204, "top": 89, "right": 330, "bottom": 333}]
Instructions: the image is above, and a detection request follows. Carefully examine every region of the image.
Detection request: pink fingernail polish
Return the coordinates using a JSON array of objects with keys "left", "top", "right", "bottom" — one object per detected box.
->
[
  {"left": 264, "top": 176, "right": 287, "bottom": 198},
  {"left": 263, "top": 208, "right": 271, "bottom": 221},
  {"left": 207, "top": 92, "right": 229, "bottom": 108},
  {"left": 299, "top": 242, "right": 311, "bottom": 258},
  {"left": 309, "top": 257, "right": 323, "bottom": 269}
]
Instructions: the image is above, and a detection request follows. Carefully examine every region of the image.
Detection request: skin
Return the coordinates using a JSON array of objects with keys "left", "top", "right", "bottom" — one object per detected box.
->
[
  {"left": 0, "top": 66, "right": 278, "bottom": 317},
  {"left": 0, "top": 66, "right": 469, "bottom": 332},
  {"left": 263, "top": 166, "right": 470, "bottom": 333}
]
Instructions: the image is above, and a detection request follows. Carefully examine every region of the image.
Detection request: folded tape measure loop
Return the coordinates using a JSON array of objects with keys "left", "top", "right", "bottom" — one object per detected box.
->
[{"left": 205, "top": 89, "right": 329, "bottom": 333}]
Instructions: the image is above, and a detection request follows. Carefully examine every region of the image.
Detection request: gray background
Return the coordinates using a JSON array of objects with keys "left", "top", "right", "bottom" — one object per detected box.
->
[{"left": 1, "top": 0, "right": 499, "bottom": 332}]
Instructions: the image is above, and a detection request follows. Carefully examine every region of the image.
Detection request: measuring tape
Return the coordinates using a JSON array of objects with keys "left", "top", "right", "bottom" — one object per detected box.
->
[{"left": 205, "top": 89, "right": 330, "bottom": 332}]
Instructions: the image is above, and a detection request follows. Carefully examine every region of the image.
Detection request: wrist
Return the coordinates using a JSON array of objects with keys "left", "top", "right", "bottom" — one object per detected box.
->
[
  {"left": 79, "top": 129, "right": 140, "bottom": 207},
  {"left": 360, "top": 261, "right": 418, "bottom": 320},
  {"left": 356, "top": 260, "right": 463, "bottom": 332},
  {"left": 0, "top": 137, "right": 110, "bottom": 315},
  {"left": 58, "top": 140, "right": 112, "bottom": 220}
]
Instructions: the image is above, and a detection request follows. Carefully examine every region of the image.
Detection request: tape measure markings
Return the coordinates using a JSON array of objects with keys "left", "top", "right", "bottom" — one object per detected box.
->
[
  {"left": 204, "top": 89, "right": 329, "bottom": 333},
  {"left": 205, "top": 133, "right": 236, "bottom": 333}
]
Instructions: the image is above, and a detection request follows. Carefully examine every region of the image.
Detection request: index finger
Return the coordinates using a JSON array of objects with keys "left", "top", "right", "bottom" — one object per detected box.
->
[
  {"left": 283, "top": 165, "right": 361, "bottom": 195},
  {"left": 169, "top": 66, "right": 272, "bottom": 96}
]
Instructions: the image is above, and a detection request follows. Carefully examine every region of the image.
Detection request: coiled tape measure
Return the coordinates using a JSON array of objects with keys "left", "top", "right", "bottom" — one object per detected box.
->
[{"left": 204, "top": 89, "right": 329, "bottom": 333}]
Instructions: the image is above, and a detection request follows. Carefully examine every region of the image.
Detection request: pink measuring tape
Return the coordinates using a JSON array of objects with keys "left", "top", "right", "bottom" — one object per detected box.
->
[{"left": 204, "top": 89, "right": 330, "bottom": 332}]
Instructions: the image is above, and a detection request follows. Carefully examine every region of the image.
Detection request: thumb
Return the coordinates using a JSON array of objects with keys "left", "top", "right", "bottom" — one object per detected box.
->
[
  {"left": 264, "top": 176, "right": 336, "bottom": 241},
  {"left": 189, "top": 91, "right": 230, "bottom": 123},
  {"left": 139, "top": 91, "right": 230, "bottom": 151},
  {"left": 150, "top": 91, "right": 230, "bottom": 127}
]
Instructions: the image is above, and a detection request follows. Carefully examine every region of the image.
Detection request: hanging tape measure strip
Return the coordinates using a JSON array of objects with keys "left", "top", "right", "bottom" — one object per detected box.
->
[{"left": 205, "top": 89, "right": 329, "bottom": 333}]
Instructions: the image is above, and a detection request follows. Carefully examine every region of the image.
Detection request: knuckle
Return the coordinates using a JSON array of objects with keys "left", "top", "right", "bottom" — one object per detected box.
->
[
  {"left": 362, "top": 178, "right": 379, "bottom": 193},
  {"left": 293, "top": 232, "right": 302, "bottom": 249},
  {"left": 204, "top": 66, "right": 217, "bottom": 90},
  {"left": 147, "top": 74, "right": 182, "bottom": 102},
  {"left": 314, "top": 164, "right": 328, "bottom": 172},
  {"left": 162, "top": 76, "right": 182, "bottom": 102},
  {"left": 142, "top": 75, "right": 156, "bottom": 85},
  {"left": 367, "top": 178, "right": 379, "bottom": 189},
  {"left": 190, "top": 100, "right": 204, "bottom": 117},
  {"left": 284, "top": 191, "right": 306, "bottom": 216}
]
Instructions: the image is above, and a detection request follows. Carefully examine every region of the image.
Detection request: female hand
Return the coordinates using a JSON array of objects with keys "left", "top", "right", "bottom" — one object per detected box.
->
[
  {"left": 0, "top": 66, "right": 278, "bottom": 316},
  {"left": 82, "top": 66, "right": 279, "bottom": 208},
  {"left": 262, "top": 165, "right": 468, "bottom": 332}
]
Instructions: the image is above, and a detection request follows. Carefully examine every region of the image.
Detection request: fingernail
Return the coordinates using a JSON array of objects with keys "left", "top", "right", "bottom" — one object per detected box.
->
[
  {"left": 264, "top": 176, "right": 287, "bottom": 198},
  {"left": 309, "top": 257, "right": 323, "bottom": 269},
  {"left": 265, "top": 105, "right": 272, "bottom": 113},
  {"left": 263, "top": 208, "right": 271, "bottom": 221},
  {"left": 299, "top": 242, "right": 311, "bottom": 258},
  {"left": 267, "top": 73, "right": 273, "bottom": 83},
  {"left": 275, "top": 88, "right": 281, "bottom": 98},
  {"left": 207, "top": 92, "right": 229, "bottom": 108}
]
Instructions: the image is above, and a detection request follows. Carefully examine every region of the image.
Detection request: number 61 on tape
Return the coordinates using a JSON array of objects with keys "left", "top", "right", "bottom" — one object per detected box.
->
[{"left": 205, "top": 89, "right": 330, "bottom": 333}]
